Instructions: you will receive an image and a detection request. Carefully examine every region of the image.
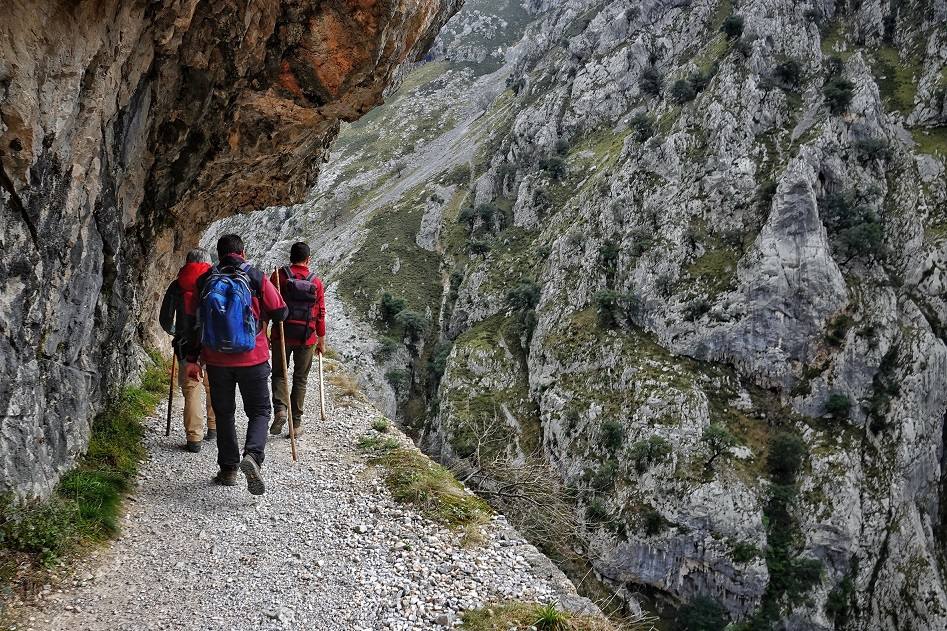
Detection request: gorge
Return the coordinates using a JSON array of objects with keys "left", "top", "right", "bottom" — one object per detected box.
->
[{"left": 2, "top": 0, "right": 947, "bottom": 628}]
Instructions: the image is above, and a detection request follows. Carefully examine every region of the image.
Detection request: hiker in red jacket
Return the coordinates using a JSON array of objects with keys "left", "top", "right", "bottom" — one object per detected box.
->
[
  {"left": 158, "top": 248, "right": 216, "bottom": 453},
  {"left": 269, "top": 242, "right": 326, "bottom": 438},
  {"left": 182, "top": 234, "right": 288, "bottom": 496}
]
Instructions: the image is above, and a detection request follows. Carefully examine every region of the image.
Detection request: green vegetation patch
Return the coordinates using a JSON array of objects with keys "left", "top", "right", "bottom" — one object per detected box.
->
[
  {"left": 912, "top": 126, "right": 947, "bottom": 158},
  {"left": 461, "top": 601, "right": 622, "bottom": 630},
  {"left": 1, "top": 351, "right": 169, "bottom": 590},
  {"left": 338, "top": 190, "right": 443, "bottom": 327},
  {"left": 871, "top": 46, "right": 921, "bottom": 113},
  {"left": 360, "top": 439, "right": 490, "bottom": 529},
  {"left": 443, "top": 315, "right": 541, "bottom": 460}
]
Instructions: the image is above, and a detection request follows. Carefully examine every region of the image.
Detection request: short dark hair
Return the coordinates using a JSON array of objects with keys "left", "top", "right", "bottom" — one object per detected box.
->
[
  {"left": 290, "top": 242, "right": 311, "bottom": 264},
  {"left": 217, "top": 234, "right": 245, "bottom": 259}
]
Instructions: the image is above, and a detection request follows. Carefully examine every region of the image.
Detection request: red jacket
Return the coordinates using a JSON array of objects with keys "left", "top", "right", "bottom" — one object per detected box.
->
[
  {"left": 269, "top": 264, "right": 326, "bottom": 346},
  {"left": 185, "top": 254, "right": 288, "bottom": 367}
]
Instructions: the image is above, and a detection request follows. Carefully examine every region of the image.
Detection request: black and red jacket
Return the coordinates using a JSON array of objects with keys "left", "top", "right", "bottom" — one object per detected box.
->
[
  {"left": 269, "top": 264, "right": 326, "bottom": 347},
  {"left": 159, "top": 261, "right": 213, "bottom": 358}
]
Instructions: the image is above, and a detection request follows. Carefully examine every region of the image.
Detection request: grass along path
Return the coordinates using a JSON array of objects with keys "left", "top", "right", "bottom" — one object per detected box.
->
[{"left": 15, "top": 355, "right": 596, "bottom": 630}]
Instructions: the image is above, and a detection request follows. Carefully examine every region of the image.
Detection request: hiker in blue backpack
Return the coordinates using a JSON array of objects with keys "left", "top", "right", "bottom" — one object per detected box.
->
[{"left": 182, "top": 234, "right": 288, "bottom": 495}]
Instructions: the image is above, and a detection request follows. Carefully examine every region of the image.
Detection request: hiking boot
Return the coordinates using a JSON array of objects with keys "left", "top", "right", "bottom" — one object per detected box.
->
[
  {"left": 269, "top": 408, "right": 287, "bottom": 435},
  {"left": 213, "top": 469, "right": 238, "bottom": 486},
  {"left": 205, "top": 429, "right": 217, "bottom": 441},
  {"left": 185, "top": 441, "right": 202, "bottom": 453},
  {"left": 240, "top": 454, "right": 265, "bottom": 496}
]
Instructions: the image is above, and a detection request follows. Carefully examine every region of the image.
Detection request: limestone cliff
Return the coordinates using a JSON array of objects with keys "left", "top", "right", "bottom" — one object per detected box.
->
[
  {"left": 209, "top": 0, "right": 947, "bottom": 627},
  {"left": 0, "top": 0, "right": 461, "bottom": 497}
]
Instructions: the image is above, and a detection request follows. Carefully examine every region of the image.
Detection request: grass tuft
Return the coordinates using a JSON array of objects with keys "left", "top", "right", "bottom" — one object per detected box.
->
[
  {"left": 360, "top": 440, "right": 490, "bottom": 529},
  {"left": 461, "top": 601, "right": 635, "bottom": 630},
  {"left": 372, "top": 417, "right": 391, "bottom": 433}
]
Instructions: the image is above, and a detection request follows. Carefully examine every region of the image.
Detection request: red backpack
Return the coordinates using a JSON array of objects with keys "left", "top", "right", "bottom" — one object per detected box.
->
[{"left": 281, "top": 266, "right": 319, "bottom": 342}]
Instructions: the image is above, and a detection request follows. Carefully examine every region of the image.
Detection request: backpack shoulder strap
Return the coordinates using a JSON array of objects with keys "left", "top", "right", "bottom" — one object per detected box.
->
[
  {"left": 282, "top": 266, "right": 295, "bottom": 282},
  {"left": 241, "top": 263, "right": 264, "bottom": 297}
]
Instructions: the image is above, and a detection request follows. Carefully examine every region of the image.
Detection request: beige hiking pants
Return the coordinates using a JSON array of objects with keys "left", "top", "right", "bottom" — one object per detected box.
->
[{"left": 177, "top": 356, "right": 216, "bottom": 443}]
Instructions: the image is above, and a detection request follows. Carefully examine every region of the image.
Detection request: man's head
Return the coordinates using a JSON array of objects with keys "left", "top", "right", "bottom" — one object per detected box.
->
[
  {"left": 185, "top": 248, "right": 211, "bottom": 264},
  {"left": 290, "top": 242, "right": 311, "bottom": 265},
  {"left": 217, "top": 234, "right": 245, "bottom": 260}
]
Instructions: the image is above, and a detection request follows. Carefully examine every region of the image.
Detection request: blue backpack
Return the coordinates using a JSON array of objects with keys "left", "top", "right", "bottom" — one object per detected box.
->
[{"left": 200, "top": 264, "right": 258, "bottom": 353}]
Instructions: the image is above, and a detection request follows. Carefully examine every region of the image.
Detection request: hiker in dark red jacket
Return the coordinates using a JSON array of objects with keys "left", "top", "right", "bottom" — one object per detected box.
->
[
  {"left": 269, "top": 242, "right": 326, "bottom": 438},
  {"left": 183, "top": 234, "right": 288, "bottom": 496},
  {"left": 158, "top": 248, "right": 216, "bottom": 453}
]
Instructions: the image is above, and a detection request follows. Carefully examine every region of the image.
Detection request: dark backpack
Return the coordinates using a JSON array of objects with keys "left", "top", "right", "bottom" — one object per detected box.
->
[
  {"left": 200, "top": 263, "right": 259, "bottom": 353},
  {"left": 281, "top": 266, "right": 319, "bottom": 342}
]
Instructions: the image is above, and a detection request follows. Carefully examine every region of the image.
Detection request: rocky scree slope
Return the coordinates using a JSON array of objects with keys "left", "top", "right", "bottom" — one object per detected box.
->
[
  {"left": 209, "top": 0, "right": 947, "bottom": 628},
  {"left": 0, "top": 0, "right": 461, "bottom": 497}
]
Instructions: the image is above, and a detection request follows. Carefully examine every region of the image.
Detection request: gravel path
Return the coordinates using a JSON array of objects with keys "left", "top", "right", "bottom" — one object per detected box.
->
[{"left": 19, "top": 358, "right": 591, "bottom": 630}]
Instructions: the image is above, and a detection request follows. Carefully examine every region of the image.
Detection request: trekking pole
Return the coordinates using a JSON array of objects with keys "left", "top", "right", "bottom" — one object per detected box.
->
[
  {"left": 274, "top": 269, "right": 298, "bottom": 462},
  {"left": 318, "top": 350, "right": 327, "bottom": 422},
  {"left": 165, "top": 354, "right": 175, "bottom": 437}
]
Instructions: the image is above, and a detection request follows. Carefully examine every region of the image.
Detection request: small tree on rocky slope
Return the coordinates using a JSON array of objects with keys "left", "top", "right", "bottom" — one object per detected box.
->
[{"left": 700, "top": 423, "right": 737, "bottom": 470}]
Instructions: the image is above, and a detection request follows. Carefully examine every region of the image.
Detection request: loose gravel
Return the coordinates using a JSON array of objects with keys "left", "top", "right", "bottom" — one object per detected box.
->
[{"left": 19, "top": 359, "right": 590, "bottom": 630}]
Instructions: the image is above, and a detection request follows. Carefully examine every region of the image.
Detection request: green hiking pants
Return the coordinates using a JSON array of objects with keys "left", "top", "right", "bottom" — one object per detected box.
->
[{"left": 271, "top": 343, "right": 316, "bottom": 425}]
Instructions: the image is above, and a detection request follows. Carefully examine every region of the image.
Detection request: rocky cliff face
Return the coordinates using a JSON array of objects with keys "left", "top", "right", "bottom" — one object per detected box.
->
[
  {"left": 0, "top": 0, "right": 460, "bottom": 497},
  {"left": 208, "top": 0, "right": 947, "bottom": 628}
]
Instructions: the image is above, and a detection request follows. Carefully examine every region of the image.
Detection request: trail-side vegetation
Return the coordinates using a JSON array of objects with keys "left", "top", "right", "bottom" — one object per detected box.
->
[{"left": 1, "top": 350, "right": 170, "bottom": 604}]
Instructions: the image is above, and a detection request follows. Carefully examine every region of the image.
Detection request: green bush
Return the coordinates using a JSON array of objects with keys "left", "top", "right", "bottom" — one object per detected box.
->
[
  {"left": 458, "top": 206, "right": 478, "bottom": 230},
  {"left": 476, "top": 203, "right": 498, "bottom": 226},
  {"left": 773, "top": 59, "right": 802, "bottom": 87},
  {"left": 855, "top": 138, "right": 890, "bottom": 162},
  {"left": 825, "top": 576, "right": 854, "bottom": 624},
  {"left": 385, "top": 369, "right": 411, "bottom": 395},
  {"left": 595, "top": 290, "right": 640, "bottom": 327},
  {"left": 629, "top": 436, "right": 672, "bottom": 473},
  {"left": 766, "top": 433, "right": 807, "bottom": 486},
  {"left": 468, "top": 238, "right": 493, "bottom": 255},
  {"left": 729, "top": 541, "right": 759, "bottom": 563},
  {"left": 380, "top": 293, "right": 407, "bottom": 324},
  {"left": 554, "top": 138, "right": 570, "bottom": 155},
  {"left": 701, "top": 424, "right": 736, "bottom": 469},
  {"left": 642, "top": 508, "right": 664, "bottom": 535},
  {"left": 540, "top": 156, "right": 567, "bottom": 181},
  {"left": 823, "top": 76, "right": 855, "bottom": 114},
  {"left": 506, "top": 282, "right": 541, "bottom": 311},
  {"left": 721, "top": 14, "right": 745, "bottom": 39},
  {"left": 395, "top": 310, "right": 428, "bottom": 341},
  {"left": 427, "top": 341, "right": 453, "bottom": 383},
  {"left": 601, "top": 420, "right": 625, "bottom": 452},
  {"left": 639, "top": 66, "right": 663, "bottom": 96},
  {"left": 825, "top": 393, "right": 851, "bottom": 419},
  {"left": 670, "top": 78, "right": 697, "bottom": 103},
  {"left": 630, "top": 113, "right": 655, "bottom": 141},
  {"left": 674, "top": 595, "right": 729, "bottom": 631},
  {"left": 0, "top": 496, "right": 79, "bottom": 566},
  {"left": 598, "top": 240, "right": 620, "bottom": 279}
]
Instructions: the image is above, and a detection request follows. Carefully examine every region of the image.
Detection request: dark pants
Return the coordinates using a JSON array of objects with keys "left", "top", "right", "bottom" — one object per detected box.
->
[
  {"left": 272, "top": 344, "right": 316, "bottom": 425},
  {"left": 206, "top": 362, "right": 272, "bottom": 470}
]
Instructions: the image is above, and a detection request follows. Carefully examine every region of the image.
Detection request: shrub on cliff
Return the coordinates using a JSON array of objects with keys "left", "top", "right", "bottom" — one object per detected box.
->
[
  {"left": 823, "top": 76, "right": 855, "bottom": 114},
  {"left": 380, "top": 292, "right": 406, "bottom": 324},
  {"left": 671, "top": 78, "right": 697, "bottom": 103},
  {"left": 674, "top": 596, "right": 729, "bottom": 631},
  {"left": 721, "top": 14, "right": 745, "bottom": 39},
  {"left": 395, "top": 310, "right": 428, "bottom": 341},
  {"left": 639, "top": 65, "right": 663, "bottom": 96}
]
